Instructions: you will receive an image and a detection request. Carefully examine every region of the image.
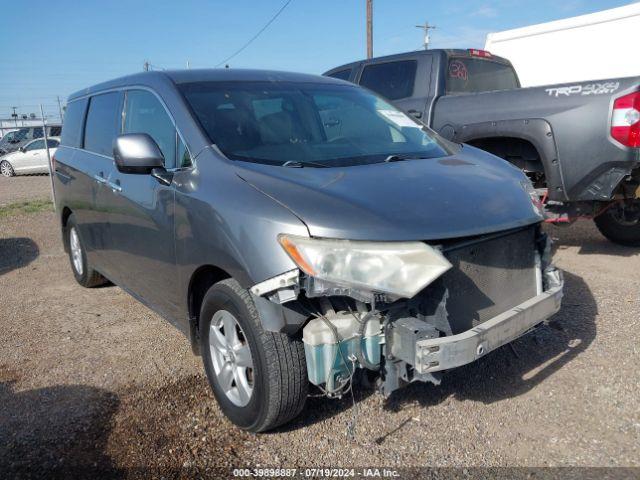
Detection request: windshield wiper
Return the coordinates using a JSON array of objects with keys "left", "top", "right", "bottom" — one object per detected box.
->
[
  {"left": 384, "top": 154, "right": 430, "bottom": 163},
  {"left": 282, "top": 160, "right": 329, "bottom": 168}
]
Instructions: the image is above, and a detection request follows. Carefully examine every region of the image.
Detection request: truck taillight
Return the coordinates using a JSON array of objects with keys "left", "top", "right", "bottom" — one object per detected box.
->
[
  {"left": 468, "top": 49, "right": 492, "bottom": 58},
  {"left": 611, "top": 91, "right": 640, "bottom": 148}
]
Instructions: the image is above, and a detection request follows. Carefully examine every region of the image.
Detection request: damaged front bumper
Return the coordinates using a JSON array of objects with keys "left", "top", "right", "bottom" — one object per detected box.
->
[
  {"left": 249, "top": 225, "right": 564, "bottom": 398},
  {"left": 401, "top": 269, "right": 563, "bottom": 374}
]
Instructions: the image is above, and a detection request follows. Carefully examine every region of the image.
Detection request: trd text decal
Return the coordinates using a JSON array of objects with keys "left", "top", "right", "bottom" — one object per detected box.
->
[{"left": 545, "top": 82, "right": 620, "bottom": 97}]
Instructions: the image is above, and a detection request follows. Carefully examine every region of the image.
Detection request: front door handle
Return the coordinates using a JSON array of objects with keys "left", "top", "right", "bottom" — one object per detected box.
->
[{"left": 407, "top": 109, "right": 423, "bottom": 119}]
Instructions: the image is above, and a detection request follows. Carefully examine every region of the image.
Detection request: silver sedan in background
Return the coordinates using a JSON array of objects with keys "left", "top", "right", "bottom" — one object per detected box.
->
[{"left": 0, "top": 137, "right": 59, "bottom": 177}]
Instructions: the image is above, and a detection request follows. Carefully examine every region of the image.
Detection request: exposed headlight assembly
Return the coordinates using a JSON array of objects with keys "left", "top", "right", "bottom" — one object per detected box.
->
[{"left": 278, "top": 234, "right": 452, "bottom": 299}]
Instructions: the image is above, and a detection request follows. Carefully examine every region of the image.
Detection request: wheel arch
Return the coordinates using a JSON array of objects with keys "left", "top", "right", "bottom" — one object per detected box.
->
[
  {"left": 187, "top": 264, "right": 232, "bottom": 355},
  {"left": 467, "top": 136, "right": 544, "bottom": 173},
  {"left": 61, "top": 206, "right": 73, "bottom": 227},
  {"left": 452, "top": 118, "right": 567, "bottom": 201},
  {"left": 60, "top": 206, "right": 73, "bottom": 252}
]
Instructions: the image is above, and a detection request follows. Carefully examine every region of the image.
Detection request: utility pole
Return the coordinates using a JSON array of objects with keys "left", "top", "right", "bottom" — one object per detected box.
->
[
  {"left": 11, "top": 107, "right": 18, "bottom": 127},
  {"left": 40, "top": 104, "right": 56, "bottom": 208},
  {"left": 143, "top": 60, "right": 150, "bottom": 72},
  {"left": 366, "top": 0, "right": 373, "bottom": 59},
  {"left": 415, "top": 21, "right": 436, "bottom": 50}
]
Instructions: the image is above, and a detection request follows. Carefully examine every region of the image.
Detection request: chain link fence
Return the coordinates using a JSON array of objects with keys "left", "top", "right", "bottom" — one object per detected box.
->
[{"left": 0, "top": 98, "right": 64, "bottom": 182}]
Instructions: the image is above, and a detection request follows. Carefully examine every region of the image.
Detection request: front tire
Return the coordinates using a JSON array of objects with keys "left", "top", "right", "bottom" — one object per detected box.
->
[
  {"left": 65, "top": 214, "right": 108, "bottom": 287},
  {"left": 0, "top": 160, "right": 15, "bottom": 177},
  {"left": 200, "top": 278, "right": 308, "bottom": 432},
  {"left": 594, "top": 200, "right": 640, "bottom": 247}
]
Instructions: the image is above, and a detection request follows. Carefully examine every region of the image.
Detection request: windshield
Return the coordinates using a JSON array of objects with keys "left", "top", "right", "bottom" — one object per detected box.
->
[
  {"left": 179, "top": 81, "right": 455, "bottom": 167},
  {"left": 13, "top": 129, "right": 29, "bottom": 142},
  {"left": 2, "top": 129, "right": 27, "bottom": 144},
  {"left": 446, "top": 57, "right": 519, "bottom": 94}
]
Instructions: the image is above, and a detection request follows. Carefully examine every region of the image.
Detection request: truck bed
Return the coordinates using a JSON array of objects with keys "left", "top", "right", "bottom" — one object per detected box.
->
[{"left": 432, "top": 76, "right": 640, "bottom": 202}]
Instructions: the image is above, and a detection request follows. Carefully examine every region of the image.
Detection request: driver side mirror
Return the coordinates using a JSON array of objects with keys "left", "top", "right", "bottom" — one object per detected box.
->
[
  {"left": 113, "top": 133, "right": 164, "bottom": 174},
  {"left": 19, "top": 146, "right": 26, "bottom": 153}
]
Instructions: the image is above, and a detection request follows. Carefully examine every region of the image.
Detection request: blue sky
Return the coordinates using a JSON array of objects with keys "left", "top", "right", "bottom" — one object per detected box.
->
[{"left": 1, "top": 0, "right": 635, "bottom": 120}]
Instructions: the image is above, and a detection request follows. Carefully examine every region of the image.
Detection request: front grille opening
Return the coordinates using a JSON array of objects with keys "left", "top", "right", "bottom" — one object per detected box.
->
[{"left": 412, "top": 226, "right": 538, "bottom": 335}]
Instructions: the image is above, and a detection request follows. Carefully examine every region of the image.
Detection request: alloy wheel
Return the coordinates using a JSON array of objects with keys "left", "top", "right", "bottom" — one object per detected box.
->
[
  {"left": 69, "top": 227, "right": 84, "bottom": 276},
  {"left": 0, "top": 161, "right": 13, "bottom": 177},
  {"left": 209, "top": 310, "right": 254, "bottom": 407}
]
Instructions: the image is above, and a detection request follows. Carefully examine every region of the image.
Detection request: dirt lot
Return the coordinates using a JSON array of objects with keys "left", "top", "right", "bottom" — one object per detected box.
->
[
  {"left": 0, "top": 175, "right": 52, "bottom": 206},
  {"left": 0, "top": 177, "right": 639, "bottom": 477}
]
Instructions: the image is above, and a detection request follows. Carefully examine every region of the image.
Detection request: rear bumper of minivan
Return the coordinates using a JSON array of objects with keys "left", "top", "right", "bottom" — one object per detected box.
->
[{"left": 401, "top": 269, "right": 563, "bottom": 374}]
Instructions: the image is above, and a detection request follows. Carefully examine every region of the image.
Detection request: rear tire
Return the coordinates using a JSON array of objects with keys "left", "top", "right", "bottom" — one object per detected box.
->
[
  {"left": 0, "top": 160, "right": 15, "bottom": 177},
  {"left": 200, "top": 278, "right": 308, "bottom": 432},
  {"left": 65, "top": 214, "right": 108, "bottom": 287},
  {"left": 594, "top": 200, "right": 640, "bottom": 247}
]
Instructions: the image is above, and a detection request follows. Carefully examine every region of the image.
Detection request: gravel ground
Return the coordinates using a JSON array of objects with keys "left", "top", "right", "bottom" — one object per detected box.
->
[
  {"left": 0, "top": 175, "right": 52, "bottom": 206},
  {"left": 0, "top": 200, "right": 638, "bottom": 477}
]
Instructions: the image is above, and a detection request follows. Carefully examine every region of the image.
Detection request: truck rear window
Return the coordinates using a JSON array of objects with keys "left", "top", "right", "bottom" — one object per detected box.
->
[{"left": 446, "top": 57, "right": 518, "bottom": 94}]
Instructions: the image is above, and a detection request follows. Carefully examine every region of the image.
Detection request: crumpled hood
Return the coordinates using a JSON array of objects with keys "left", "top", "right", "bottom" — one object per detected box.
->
[{"left": 235, "top": 145, "right": 543, "bottom": 241}]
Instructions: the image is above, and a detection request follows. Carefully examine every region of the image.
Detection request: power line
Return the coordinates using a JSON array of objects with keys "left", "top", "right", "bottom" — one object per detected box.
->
[{"left": 214, "top": 0, "right": 294, "bottom": 68}]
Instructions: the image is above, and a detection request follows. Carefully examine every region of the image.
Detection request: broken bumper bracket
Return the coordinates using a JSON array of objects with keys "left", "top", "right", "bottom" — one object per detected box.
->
[{"left": 414, "top": 272, "right": 564, "bottom": 374}]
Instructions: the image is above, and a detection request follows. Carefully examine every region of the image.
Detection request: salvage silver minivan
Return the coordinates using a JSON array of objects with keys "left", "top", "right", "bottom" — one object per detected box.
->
[{"left": 53, "top": 70, "right": 563, "bottom": 432}]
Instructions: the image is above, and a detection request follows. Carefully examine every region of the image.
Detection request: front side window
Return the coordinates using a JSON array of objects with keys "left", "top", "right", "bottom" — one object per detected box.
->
[
  {"left": 47, "top": 139, "right": 59, "bottom": 148},
  {"left": 84, "top": 92, "right": 121, "bottom": 156},
  {"left": 49, "top": 126, "right": 62, "bottom": 137},
  {"left": 123, "top": 90, "right": 177, "bottom": 169},
  {"left": 179, "top": 81, "right": 454, "bottom": 167},
  {"left": 359, "top": 60, "right": 417, "bottom": 100},
  {"left": 446, "top": 57, "right": 519, "bottom": 94},
  {"left": 177, "top": 136, "right": 192, "bottom": 168},
  {"left": 26, "top": 139, "right": 45, "bottom": 151},
  {"left": 32, "top": 127, "right": 44, "bottom": 139}
]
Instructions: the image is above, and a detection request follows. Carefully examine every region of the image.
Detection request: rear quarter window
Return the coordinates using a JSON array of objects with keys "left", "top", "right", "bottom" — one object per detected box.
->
[
  {"left": 327, "top": 69, "right": 352, "bottom": 82},
  {"left": 446, "top": 57, "right": 519, "bottom": 94},
  {"left": 83, "top": 92, "right": 122, "bottom": 156},
  {"left": 60, "top": 98, "right": 88, "bottom": 148},
  {"left": 359, "top": 60, "right": 417, "bottom": 100}
]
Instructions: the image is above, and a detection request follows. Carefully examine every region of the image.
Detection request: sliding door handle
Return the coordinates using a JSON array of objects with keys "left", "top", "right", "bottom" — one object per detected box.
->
[
  {"left": 93, "top": 173, "right": 107, "bottom": 184},
  {"left": 107, "top": 180, "right": 122, "bottom": 193}
]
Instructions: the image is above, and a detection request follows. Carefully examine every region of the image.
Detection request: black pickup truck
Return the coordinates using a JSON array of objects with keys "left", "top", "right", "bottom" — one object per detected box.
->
[{"left": 325, "top": 49, "right": 640, "bottom": 246}]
